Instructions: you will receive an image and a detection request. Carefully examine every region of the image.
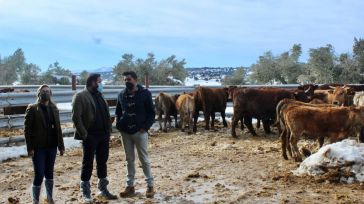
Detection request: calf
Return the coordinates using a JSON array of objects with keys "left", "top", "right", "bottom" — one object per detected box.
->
[
  {"left": 176, "top": 94, "right": 195, "bottom": 134},
  {"left": 155, "top": 92, "right": 179, "bottom": 132}
]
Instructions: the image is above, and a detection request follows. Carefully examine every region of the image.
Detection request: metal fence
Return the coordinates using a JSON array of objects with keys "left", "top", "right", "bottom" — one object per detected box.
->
[{"left": 0, "top": 84, "right": 301, "bottom": 130}]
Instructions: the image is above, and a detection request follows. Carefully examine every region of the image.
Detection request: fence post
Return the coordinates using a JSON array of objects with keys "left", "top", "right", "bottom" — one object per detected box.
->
[{"left": 72, "top": 74, "right": 77, "bottom": 91}]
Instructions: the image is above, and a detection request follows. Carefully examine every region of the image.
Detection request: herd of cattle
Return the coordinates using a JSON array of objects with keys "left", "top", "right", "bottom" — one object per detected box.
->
[{"left": 155, "top": 84, "right": 364, "bottom": 162}]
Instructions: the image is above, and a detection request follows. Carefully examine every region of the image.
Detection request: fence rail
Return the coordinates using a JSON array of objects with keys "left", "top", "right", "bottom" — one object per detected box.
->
[{"left": 0, "top": 84, "right": 301, "bottom": 130}]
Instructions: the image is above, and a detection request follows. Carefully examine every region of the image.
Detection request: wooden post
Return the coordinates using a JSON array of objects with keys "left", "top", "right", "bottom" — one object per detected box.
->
[
  {"left": 72, "top": 74, "right": 77, "bottom": 90},
  {"left": 144, "top": 74, "right": 150, "bottom": 89}
]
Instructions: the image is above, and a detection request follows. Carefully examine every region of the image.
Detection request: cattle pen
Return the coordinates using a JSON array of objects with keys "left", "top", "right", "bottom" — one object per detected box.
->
[{"left": 1, "top": 84, "right": 363, "bottom": 204}]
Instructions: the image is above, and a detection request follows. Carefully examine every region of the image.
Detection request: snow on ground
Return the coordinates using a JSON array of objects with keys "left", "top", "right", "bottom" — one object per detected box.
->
[
  {"left": 293, "top": 139, "right": 364, "bottom": 183},
  {"left": 184, "top": 77, "right": 221, "bottom": 86},
  {"left": 0, "top": 137, "right": 81, "bottom": 162},
  {"left": 57, "top": 102, "right": 72, "bottom": 111}
]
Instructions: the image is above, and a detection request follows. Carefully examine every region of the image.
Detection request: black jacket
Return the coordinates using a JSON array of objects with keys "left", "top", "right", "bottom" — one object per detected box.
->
[{"left": 115, "top": 85, "right": 155, "bottom": 134}]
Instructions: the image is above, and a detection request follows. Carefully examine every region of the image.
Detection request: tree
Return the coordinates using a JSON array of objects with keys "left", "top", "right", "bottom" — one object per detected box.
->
[
  {"left": 21, "top": 63, "right": 41, "bottom": 84},
  {"left": 307, "top": 44, "right": 336, "bottom": 83},
  {"left": 250, "top": 51, "right": 282, "bottom": 84},
  {"left": 333, "top": 53, "right": 361, "bottom": 83},
  {"left": 113, "top": 54, "right": 136, "bottom": 84},
  {"left": 78, "top": 70, "right": 89, "bottom": 85},
  {"left": 0, "top": 55, "right": 19, "bottom": 85},
  {"left": 222, "top": 67, "right": 246, "bottom": 85}
]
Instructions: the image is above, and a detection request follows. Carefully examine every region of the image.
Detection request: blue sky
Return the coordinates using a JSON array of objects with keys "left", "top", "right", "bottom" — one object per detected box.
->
[{"left": 1, "top": 0, "right": 364, "bottom": 72}]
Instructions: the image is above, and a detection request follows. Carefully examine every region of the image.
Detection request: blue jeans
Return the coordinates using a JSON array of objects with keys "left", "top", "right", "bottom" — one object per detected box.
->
[
  {"left": 121, "top": 131, "right": 154, "bottom": 187},
  {"left": 32, "top": 147, "right": 57, "bottom": 186}
]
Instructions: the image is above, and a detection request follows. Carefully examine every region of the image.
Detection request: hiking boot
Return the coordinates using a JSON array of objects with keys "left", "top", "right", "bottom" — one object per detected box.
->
[
  {"left": 97, "top": 178, "right": 117, "bottom": 200},
  {"left": 44, "top": 179, "right": 55, "bottom": 204},
  {"left": 119, "top": 186, "right": 135, "bottom": 198},
  {"left": 146, "top": 186, "right": 155, "bottom": 198}
]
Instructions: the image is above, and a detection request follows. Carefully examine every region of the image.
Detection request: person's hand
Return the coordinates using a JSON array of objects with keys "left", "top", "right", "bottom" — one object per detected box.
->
[
  {"left": 28, "top": 150, "right": 34, "bottom": 157},
  {"left": 60, "top": 150, "right": 65, "bottom": 156},
  {"left": 139, "top": 128, "right": 146, "bottom": 133}
]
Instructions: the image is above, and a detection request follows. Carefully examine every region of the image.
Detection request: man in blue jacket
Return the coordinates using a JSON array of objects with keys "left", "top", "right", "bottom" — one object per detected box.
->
[{"left": 116, "top": 71, "right": 156, "bottom": 198}]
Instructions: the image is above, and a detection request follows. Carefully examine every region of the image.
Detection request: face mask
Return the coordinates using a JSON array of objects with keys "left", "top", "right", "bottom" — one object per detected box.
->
[
  {"left": 97, "top": 82, "right": 103, "bottom": 93},
  {"left": 40, "top": 92, "right": 50, "bottom": 101},
  {"left": 125, "top": 82, "right": 134, "bottom": 90}
]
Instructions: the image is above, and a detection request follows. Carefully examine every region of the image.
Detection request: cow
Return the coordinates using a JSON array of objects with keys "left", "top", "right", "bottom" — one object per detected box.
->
[
  {"left": 175, "top": 94, "right": 195, "bottom": 134},
  {"left": 231, "top": 88, "right": 311, "bottom": 137},
  {"left": 353, "top": 91, "right": 364, "bottom": 106},
  {"left": 275, "top": 99, "right": 335, "bottom": 160},
  {"left": 155, "top": 92, "right": 180, "bottom": 132},
  {"left": 193, "top": 87, "right": 228, "bottom": 132},
  {"left": 311, "top": 85, "right": 354, "bottom": 106},
  {"left": 283, "top": 105, "right": 364, "bottom": 162}
]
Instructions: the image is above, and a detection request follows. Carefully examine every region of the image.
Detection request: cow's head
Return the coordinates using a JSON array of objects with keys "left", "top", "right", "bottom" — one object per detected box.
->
[
  {"left": 227, "top": 86, "right": 238, "bottom": 101},
  {"left": 297, "top": 84, "right": 318, "bottom": 101},
  {"left": 330, "top": 85, "right": 354, "bottom": 106},
  {"left": 293, "top": 90, "right": 310, "bottom": 102}
]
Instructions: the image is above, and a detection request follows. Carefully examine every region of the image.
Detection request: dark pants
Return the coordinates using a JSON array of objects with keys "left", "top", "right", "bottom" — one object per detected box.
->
[
  {"left": 81, "top": 133, "right": 110, "bottom": 181},
  {"left": 32, "top": 147, "right": 57, "bottom": 186}
]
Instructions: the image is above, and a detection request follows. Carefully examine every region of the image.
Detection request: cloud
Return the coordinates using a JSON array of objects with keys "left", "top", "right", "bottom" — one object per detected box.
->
[{"left": 0, "top": 0, "right": 363, "bottom": 70}]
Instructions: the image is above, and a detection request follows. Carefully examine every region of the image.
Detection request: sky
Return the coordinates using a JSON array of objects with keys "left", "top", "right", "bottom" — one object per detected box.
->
[{"left": 1, "top": 0, "right": 364, "bottom": 72}]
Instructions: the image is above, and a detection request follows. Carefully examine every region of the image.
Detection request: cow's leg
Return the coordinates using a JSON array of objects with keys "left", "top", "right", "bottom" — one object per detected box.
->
[
  {"left": 286, "top": 128, "right": 293, "bottom": 158},
  {"left": 188, "top": 112, "right": 193, "bottom": 134},
  {"left": 318, "top": 137, "right": 325, "bottom": 147},
  {"left": 158, "top": 111, "right": 163, "bottom": 131},
  {"left": 244, "top": 116, "right": 257, "bottom": 136},
  {"left": 240, "top": 117, "right": 244, "bottom": 130},
  {"left": 193, "top": 111, "right": 199, "bottom": 133},
  {"left": 204, "top": 112, "right": 210, "bottom": 130},
  {"left": 290, "top": 134, "right": 302, "bottom": 162},
  {"left": 281, "top": 128, "right": 288, "bottom": 160},
  {"left": 221, "top": 111, "right": 228, "bottom": 127},
  {"left": 262, "top": 119, "right": 271, "bottom": 134},
  {"left": 181, "top": 113, "right": 185, "bottom": 132},
  {"left": 231, "top": 112, "right": 240, "bottom": 138},
  {"left": 174, "top": 114, "right": 179, "bottom": 128},
  {"left": 211, "top": 112, "right": 216, "bottom": 131},
  {"left": 163, "top": 111, "right": 169, "bottom": 132},
  {"left": 256, "top": 119, "right": 261, "bottom": 129}
]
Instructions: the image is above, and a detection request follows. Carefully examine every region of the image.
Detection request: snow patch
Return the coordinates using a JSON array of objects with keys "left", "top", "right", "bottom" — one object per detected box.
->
[
  {"left": 293, "top": 139, "right": 364, "bottom": 183},
  {"left": 184, "top": 77, "right": 221, "bottom": 86},
  {"left": 0, "top": 137, "right": 81, "bottom": 162}
]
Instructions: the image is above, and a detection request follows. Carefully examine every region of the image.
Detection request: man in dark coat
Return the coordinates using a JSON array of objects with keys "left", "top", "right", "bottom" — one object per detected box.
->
[
  {"left": 72, "top": 73, "right": 117, "bottom": 203},
  {"left": 116, "top": 71, "right": 156, "bottom": 198}
]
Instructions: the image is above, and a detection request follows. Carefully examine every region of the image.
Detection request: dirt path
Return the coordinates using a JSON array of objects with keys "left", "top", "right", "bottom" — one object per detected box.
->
[{"left": 1, "top": 123, "right": 364, "bottom": 203}]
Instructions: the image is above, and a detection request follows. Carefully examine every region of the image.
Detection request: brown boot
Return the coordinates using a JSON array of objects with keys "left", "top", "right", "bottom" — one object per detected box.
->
[
  {"left": 146, "top": 186, "right": 155, "bottom": 198},
  {"left": 119, "top": 186, "right": 135, "bottom": 198}
]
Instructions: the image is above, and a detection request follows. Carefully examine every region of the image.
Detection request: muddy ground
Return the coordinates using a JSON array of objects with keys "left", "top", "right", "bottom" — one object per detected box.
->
[{"left": 1, "top": 122, "right": 364, "bottom": 204}]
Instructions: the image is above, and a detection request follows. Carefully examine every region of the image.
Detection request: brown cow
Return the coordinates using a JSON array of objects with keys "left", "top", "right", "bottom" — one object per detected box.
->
[
  {"left": 312, "top": 85, "right": 353, "bottom": 106},
  {"left": 284, "top": 105, "right": 364, "bottom": 162},
  {"left": 155, "top": 92, "right": 180, "bottom": 132},
  {"left": 275, "top": 99, "right": 335, "bottom": 160},
  {"left": 231, "top": 88, "right": 311, "bottom": 137},
  {"left": 193, "top": 87, "right": 228, "bottom": 132},
  {"left": 176, "top": 94, "right": 194, "bottom": 134}
]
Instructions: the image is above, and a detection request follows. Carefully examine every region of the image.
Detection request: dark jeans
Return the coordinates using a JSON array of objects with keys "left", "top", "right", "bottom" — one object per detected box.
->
[
  {"left": 32, "top": 147, "right": 57, "bottom": 186},
  {"left": 81, "top": 133, "right": 110, "bottom": 181}
]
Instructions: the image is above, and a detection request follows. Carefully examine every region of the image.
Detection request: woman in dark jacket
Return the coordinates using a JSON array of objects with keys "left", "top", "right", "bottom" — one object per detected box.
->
[{"left": 24, "top": 84, "right": 65, "bottom": 204}]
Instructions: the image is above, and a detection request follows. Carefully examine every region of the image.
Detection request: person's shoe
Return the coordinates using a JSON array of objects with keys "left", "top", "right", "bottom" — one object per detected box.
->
[
  {"left": 32, "top": 185, "right": 41, "bottom": 204},
  {"left": 146, "top": 186, "right": 155, "bottom": 198},
  {"left": 97, "top": 178, "right": 117, "bottom": 200},
  {"left": 80, "top": 181, "right": 92, "bottom": 203},
  {"left": 44, "top": 179, "right": 55, "bottom": 204},
  {"left": 119, "top": 186, "right": 135, "bottom": 198}
]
